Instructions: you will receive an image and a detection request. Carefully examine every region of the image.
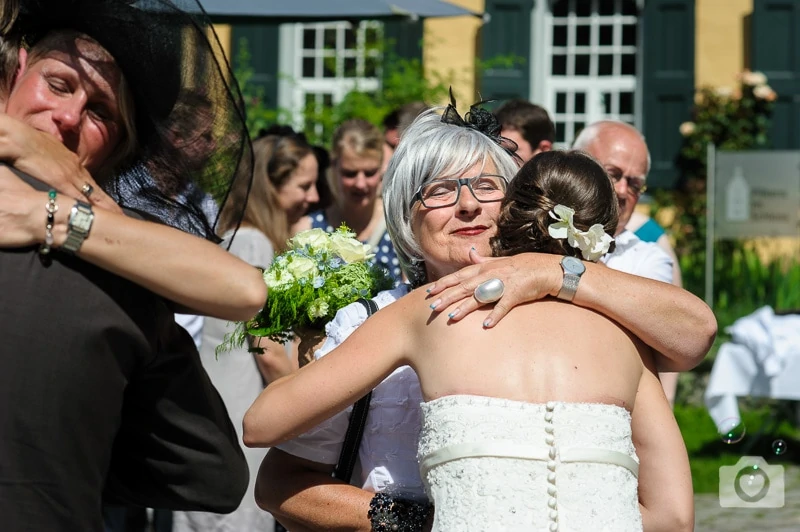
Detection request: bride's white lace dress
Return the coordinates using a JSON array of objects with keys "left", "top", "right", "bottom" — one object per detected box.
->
[{"left": 418, "top": 396, "right": 643, "bottom": 531}]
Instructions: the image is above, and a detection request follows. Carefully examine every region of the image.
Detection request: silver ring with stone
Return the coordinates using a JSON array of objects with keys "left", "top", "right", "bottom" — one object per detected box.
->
[
  {"left": 473, "top": 278, "right": 505, "bottom": 304},
  {"left": 81, "top": 183, "right": 94, "bottom": 199}
]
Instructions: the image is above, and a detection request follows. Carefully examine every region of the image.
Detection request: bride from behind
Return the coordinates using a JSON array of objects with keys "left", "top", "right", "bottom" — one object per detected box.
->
[{"left": 245, "top": 150, "right": 691, "bottom": 531}]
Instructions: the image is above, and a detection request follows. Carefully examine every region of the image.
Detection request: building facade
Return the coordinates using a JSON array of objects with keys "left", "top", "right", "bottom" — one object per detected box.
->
[{"left": 218, "top": 0, "right": 798, "bottom": 189}]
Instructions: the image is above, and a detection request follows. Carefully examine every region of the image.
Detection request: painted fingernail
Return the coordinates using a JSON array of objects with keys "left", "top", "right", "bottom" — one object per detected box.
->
[
  {"left": 429, "top": 299, "right": 442, "bottom": 310},
  {"left": 483, "top": 318, "right": 493, "bottom": 328},
  {"left": 448, "top": 308, "right": 461, "bottom": 319}
]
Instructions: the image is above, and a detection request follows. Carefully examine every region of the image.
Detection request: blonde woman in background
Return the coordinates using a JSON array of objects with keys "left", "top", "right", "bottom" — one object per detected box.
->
[
  {"left": 173, "top": 133, "right": 318, "bottom": 532},
  {"left": 297, "top": 119, "right": 403, "bottom": 282}
]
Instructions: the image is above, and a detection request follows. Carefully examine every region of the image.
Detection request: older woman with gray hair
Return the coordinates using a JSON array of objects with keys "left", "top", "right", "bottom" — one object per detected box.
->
[{"left": 254, "top": 105, "right": 714, "bottom": 531}]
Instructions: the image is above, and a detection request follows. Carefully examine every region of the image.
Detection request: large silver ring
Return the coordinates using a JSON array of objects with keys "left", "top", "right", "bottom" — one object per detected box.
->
[
  {"left": 473, "top": 278, "right": 505, "bottom": 304},
  {"left": 81, "top": 183, "right": 94, "bottom": 199}
]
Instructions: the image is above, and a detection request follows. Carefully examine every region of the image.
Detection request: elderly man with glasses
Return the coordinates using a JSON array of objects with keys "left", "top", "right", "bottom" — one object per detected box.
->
[{"left": 574, "top": 120, "right": 681, "bottom": 404}]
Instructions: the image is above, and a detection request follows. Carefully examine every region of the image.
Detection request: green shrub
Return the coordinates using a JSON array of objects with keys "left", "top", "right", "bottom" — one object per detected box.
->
[
  {"left": 233, "top": 39, "right": 293, "bottom": 137},
  {"left": 653, "top": 71, "right": 793, "bottom": 321},
  {"left": 233, "top": 37, "right": 452, "bottom": 147}
]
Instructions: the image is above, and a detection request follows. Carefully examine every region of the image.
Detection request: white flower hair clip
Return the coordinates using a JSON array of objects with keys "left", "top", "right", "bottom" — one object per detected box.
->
[{"left": 547, "top": 204, "right": 614, "bottom": 262}]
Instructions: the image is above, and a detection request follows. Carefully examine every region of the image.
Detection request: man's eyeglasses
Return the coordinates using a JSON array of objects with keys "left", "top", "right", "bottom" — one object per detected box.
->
[
  {"left": 340, "top": 167, "right": 381, "bottom": 179},
  {"left": 409, "top": 174, "right": 508, "bottom": 209},
  {"left": 606, "top": 168, "right": 647, "bottom": 196}
]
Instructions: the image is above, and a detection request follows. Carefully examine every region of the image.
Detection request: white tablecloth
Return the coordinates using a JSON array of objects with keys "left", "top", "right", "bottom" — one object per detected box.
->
[{"left": 704, "top": 306, "right": 800, "bottom": 432}]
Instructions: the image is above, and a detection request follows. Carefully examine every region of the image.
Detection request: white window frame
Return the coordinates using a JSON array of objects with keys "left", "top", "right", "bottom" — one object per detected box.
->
[
  {"left": 278, "top": 21, "right": 382, "bottom": 134},
  {"left": 531, "top": 0, "right": 642, "bottom": 147}
]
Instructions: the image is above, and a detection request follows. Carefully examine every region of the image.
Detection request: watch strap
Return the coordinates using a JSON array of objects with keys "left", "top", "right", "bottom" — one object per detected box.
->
[{"left": 556, "top": 273, "right": 580, "bottom": 302}]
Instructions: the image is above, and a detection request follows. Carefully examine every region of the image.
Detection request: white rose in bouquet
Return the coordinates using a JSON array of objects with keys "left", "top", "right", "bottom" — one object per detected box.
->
[
  {"left": 217, "top": 224, "right": 395, "bottom": 353},
  {"left": 290, "top": 228, "right": 330, "bottom": 251},
  {"left": 287, "top": 256, "right": 318, "bottom": 279},
  {"left": 330, "top": 232, "right": 372, "bottom": 263}
]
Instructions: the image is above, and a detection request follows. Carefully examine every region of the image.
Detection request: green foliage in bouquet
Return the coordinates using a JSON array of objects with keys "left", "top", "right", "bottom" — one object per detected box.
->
[{"left": 220, "top": 226, "right": 394, "bottom": 352}]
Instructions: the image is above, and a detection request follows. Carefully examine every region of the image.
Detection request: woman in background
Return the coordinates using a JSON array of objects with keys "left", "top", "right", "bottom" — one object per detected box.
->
[{"left": 297, "top": 119, "right": 403, "bottom": 281}]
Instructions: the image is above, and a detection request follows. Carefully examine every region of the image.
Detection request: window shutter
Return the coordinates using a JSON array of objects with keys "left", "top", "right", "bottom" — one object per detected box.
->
[
  {"left": 641, "top": 0, "right": 695, "bottom": 189},
  {"left": 752, "top": 0, "right": 800, "bottom": 149},
  {"left": 383, "top": 18, "right": 424, "bottom": 61},
  {"left": 480, "top": 0, "right": 534, "bottom": 100},
  {"left": 231, "top": 23, "right": 280, "bottom": 109}
]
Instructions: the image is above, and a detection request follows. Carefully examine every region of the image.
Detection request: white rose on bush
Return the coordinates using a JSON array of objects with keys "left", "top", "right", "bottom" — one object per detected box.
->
[
  {"left": 741, "top": 70, "right": 768, "bottom": 86},
  {"left": 715, "top": 86, "right": 733, "bottom": 98},
  {"left": 753, "top": 84, "right": 777, "bottom": 102},
  {"left": 679, "top": 121, "right": 696, "bottom": 137},
  {"left": 290, "top": 228, "right": 330, "bottom": 251}
]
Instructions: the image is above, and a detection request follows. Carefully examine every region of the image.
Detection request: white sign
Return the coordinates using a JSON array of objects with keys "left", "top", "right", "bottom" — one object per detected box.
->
[{"left": 714, "top": 151, "right": 800, "bottom": 238}]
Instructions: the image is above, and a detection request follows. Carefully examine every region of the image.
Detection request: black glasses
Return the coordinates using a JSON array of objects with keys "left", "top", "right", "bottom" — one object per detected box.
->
[
  {"left": 605, "top": 167, "right": 647, "bottom": 196},
  {"left": 410, "top": 174, "right": 508, "bottom": 209},
  {"left": 340, "top": 167, "right": 381, "bottom": 179}
]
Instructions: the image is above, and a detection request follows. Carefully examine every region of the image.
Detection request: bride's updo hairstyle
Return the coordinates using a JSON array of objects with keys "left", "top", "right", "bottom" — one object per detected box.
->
[{"left": 491, "top": 150, "right": 618, "bottom": 258}]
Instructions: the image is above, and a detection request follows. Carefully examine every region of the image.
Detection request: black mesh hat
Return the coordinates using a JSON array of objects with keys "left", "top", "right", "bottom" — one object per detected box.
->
[{"left": 8, "top": 0, "right": 254, "bottom": 243}]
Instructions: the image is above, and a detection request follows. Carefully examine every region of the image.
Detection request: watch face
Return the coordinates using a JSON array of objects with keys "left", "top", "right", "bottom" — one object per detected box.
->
[
  {"left": 71, "top": 208, "right": 94, "bottom": 231},
  {"left": 562, "top": 256, "right": 586, "bottom": 275}
]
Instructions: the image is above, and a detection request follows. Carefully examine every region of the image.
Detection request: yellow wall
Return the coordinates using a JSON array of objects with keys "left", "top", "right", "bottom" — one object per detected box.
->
[
  {"left": 695, "top": 0, "right": 752, "bottom": 88},
  {"left": 422, "top": 0, "right": 484, "bottom": 109},
  {"left": 214, "top": 24, "right": 232, "bottom": 62}
]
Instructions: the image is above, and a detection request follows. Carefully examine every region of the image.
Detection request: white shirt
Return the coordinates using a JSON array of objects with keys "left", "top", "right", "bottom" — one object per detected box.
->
[
  {"left": 601, "top": 230, "right": 673, "bottom": 283},
  {"left": 173, "top": 187, "right": 221, "bottom": 352},
  {"left": 276, "top": 285, "right": 427, "bottom": 499},
  {"left": 175, "top": 313, "right": 204, "bottom": 351}
]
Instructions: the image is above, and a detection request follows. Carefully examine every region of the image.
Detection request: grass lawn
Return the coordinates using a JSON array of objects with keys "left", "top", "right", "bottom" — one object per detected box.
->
[{"left": 675, "top": 403, "right": 800, "bottom": 493}]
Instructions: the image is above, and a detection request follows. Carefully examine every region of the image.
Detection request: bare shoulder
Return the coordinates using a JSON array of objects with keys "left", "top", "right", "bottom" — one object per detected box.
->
[{"left": 375, "top": 284, "right": 433, "bottom": 324}]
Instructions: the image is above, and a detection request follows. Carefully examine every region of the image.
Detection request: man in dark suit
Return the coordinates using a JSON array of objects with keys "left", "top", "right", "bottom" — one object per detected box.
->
[{"left": 0, "top": 166, "right": 250, "bottom": 531}]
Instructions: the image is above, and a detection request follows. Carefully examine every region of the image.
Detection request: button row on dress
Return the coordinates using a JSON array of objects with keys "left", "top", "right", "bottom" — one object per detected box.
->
[{"left": 544, "top": 403, "right": 558, "bottom": 531}]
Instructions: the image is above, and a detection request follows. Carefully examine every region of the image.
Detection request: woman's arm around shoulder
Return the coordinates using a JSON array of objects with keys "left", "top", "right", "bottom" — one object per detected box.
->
[
  {"left": 426, "top": 249, "right": 716, "bottom": 372},
  {"left": 0, "top": 172, "right": 265, "bottom": 321}
]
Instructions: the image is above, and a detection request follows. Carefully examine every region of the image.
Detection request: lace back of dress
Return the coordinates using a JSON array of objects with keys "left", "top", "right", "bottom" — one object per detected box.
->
[{"left": 417, "top": 396, "right": 643, "bottom": 532}]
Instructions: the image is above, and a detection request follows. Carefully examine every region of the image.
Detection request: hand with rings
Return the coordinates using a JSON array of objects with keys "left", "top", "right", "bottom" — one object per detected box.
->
[
  {"left": 0, "top": 113, "right": 121, "bottom": 214},
  {"left": 473, "top": 278, "right": 505, "bottom": 304},
  {"left": 81, "top": 183, "right": 94, "bottom": 199},
  {"left": 426, "top": 247, "right": 562, "bottom": 328}
]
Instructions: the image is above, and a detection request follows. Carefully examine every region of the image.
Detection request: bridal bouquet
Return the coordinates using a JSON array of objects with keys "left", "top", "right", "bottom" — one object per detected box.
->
[{"left": 220, "top": 226, "right": 394, "bottom": 351}]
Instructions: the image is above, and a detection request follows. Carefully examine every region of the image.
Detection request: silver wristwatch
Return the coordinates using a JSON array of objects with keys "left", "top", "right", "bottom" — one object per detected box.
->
[
  {"left": 63, "top": 201, "right": 95, "bottom": 254},
  {"left": 556, "top": 256, "right": 586, "bottom": 302}
]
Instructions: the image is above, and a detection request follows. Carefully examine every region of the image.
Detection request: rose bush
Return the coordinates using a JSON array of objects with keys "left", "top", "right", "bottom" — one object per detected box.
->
[{"left": 651, "top": 70, "right": 792, "bottom": 318}]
